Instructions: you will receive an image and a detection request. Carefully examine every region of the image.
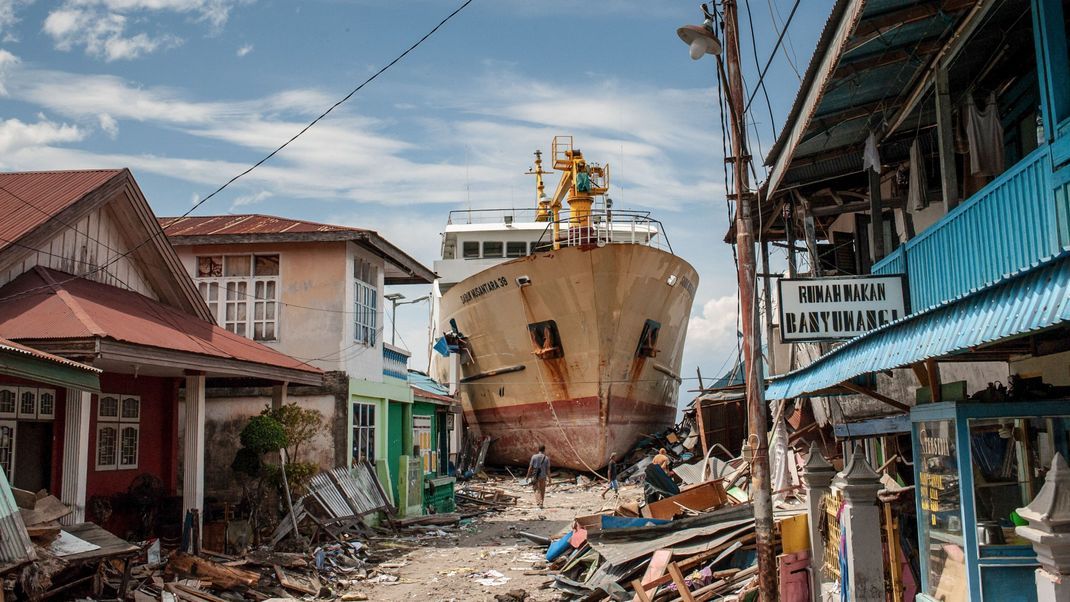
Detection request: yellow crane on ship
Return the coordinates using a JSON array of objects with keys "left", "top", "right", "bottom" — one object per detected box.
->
[{"left": 526, "top": 136, "right": 610, "bottom": 249}]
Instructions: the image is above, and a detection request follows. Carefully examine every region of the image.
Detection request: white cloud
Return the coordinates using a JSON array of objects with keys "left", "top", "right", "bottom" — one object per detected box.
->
[
  {"left": 0, "top": 117, "right": 85, "bottom": 153},
  {"left": 0, "top": 48, "right": 16, "bottom": 95},
  {"left": 43, "top": 8, "right": 181, "bottom": 61},
  {"left": 97, "top": 113, "right": 118, "bottom": 138},
  {"left": 229, "top": 189, "right": 270, "bottom": 211},
  {"left": 685, "top": 294, "right": 740, "bottom": 374},
  {"left": 43, "top": 0, "right": 250, "bottom": 60},
  {"left": 236, "top": 43, "right": 252, "bottom": 57}
]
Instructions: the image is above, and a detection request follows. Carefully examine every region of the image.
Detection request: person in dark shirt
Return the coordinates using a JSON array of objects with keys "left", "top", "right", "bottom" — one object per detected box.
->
[
  {"left": 526, "top": 444, "right": 551, "bottom": 508},
  {"left": 601, "top": 452, "right": 622, "bottom": 499}
]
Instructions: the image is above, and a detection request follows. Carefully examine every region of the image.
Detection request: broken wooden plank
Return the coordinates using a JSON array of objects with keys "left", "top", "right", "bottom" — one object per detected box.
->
[
  {"left": 667, "top": 562, "right": 696, "bottom": 602},
  {"left": 274, "top": 565, "right": 321, "bottom": 595},
  {"left": 168, "top": 552, "right": 259, "bottom": 589}
]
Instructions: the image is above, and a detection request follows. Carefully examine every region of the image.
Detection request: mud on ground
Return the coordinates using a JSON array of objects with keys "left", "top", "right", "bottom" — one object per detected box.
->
[{"left": 360, "top": 477, "right": 642, "bottom": 601}]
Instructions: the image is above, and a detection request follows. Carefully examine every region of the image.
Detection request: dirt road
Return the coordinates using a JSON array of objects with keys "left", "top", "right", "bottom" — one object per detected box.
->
[{"left": 359, "top": 477, "right": 640, "bottom": 601}]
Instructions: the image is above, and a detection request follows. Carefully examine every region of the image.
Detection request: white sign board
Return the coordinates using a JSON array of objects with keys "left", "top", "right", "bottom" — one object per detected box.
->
[{"left": 778, "top": 275, "right": 909, "bottom": 342}]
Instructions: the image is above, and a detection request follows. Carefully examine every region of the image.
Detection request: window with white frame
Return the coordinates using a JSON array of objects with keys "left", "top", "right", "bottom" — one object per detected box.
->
[
  {"left": 352, "top": 402, "right": 376, "bottom": 463},
  {"left": 354, "top": 258, "right": 378, "bottom": 346},
  {"left": 96, "top": 394, "right": 140, "bottom": 471},
  {"left": 196, "top": 254, "right": 280, "bottom": 341},
  {"left": 413, "top": 414, "right": 436, "bottom": 473}
]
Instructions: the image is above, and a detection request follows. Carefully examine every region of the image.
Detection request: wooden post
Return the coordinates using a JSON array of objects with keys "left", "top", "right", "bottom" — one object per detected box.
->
[
  {"left": 760, "top": 239, "right": 777, "bottom": 375},
  {"left": 935, "top": 66, "right": 959, "bottom": 213},
  {"left": 695, "top": 399, "right": 710, "bottom": 459},
  {"left": 868, "top": 168, "right": 885, "bottom": 262},
  {"left": 783, "top": 202, "right": 798, "bottom": 278},
  {"left": 925, "top": 358, "right": 942, "bottom": 403},
  {"left": 796, "top": 191, "right": 821, "bottom": 276}
]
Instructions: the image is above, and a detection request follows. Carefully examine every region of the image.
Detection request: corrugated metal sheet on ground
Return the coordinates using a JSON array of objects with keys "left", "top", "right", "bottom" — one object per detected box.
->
[
  {"left": 0, "top": 466, "right": 35, "bottom": 567},
  {"left": 587, "top": 504, "right": 755, "bottom": 565},
  {"left": 767, "top": 251, "right": 1070, "bottom": 400}
]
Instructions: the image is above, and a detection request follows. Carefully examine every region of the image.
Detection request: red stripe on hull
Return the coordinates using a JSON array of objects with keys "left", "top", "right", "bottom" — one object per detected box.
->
[{"left": 468, "top": 395, "right": 674, "bottom": 470}]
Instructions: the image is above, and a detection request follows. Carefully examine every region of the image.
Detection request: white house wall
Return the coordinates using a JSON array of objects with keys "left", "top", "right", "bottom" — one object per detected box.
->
[
  {"left": 345, "top": 241, "right": 386, "bottom": 382},
  {"left": 0, "top": 204, "right": 157, "bottom": 298},
  {"left": 173, "top": 241, "right": 352, "bottom": 373}
]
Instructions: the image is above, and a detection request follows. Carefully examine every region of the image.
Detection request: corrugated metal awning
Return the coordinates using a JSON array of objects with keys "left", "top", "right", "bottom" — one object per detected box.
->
[{"left": 766, "top": 251, "right": 1070, "bottom": 400}]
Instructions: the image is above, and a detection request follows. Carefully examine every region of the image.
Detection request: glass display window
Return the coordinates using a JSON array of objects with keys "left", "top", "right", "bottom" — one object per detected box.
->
[{"left": 917, "top": 419, "right": 966, "bottom": 599}]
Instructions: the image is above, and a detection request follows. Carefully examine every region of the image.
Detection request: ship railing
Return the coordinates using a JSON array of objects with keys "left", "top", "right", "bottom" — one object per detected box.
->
[
  {"left": 532, "top": 210, "right": 673, "bottom": 254},
  {"left": 446, "top": 207, "right": 653, "bottom": 225}
]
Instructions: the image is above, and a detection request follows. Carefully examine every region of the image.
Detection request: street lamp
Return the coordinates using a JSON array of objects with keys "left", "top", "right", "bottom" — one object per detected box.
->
[
  {"left": 676, "top": 17, "right": 721, "bottom": 60},
  {"left": 385, "top": 293, "right": 431, "bottom": 347},
  {"left": 679, "top": 5, "right": 775, "bottom": 601}
]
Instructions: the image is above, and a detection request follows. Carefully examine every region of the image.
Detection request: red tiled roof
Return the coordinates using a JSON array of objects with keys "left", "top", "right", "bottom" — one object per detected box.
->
[
  {"left": 0, "top": 336, "right": 100, "bottom": 373},
  {"left": 160, "top": 214, "right": 368, "bottom": 237},
  {"left": 0, "top": 267, "right": 321, "bottom": 377},
  {"left": 0, "top": 170, "right": 124, "bottom": 253}
]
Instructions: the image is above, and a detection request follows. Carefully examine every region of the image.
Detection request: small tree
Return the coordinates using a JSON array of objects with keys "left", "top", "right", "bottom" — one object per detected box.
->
[
  {"left": 232, "top": 414, "right": 288, "bottom": 536},
  {"left": 261, "top": 403, "right": 323, "bottom": 497}
]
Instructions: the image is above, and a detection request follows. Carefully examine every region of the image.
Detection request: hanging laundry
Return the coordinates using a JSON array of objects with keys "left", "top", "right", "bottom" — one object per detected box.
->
[
  {"left": 965, "top": 92, "right": 1004, "bottom": 177},
  {"left": 908, "top": 138, "right": 928, "bottom": 211},
  {"left": 862, "top": 131, "right": 881, "bottom": 173}
]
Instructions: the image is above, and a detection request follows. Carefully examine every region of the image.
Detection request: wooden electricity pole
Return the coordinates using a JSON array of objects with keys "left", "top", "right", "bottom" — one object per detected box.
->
[{"left": 720, "top": 0, "right": 778, "bottom": 598}]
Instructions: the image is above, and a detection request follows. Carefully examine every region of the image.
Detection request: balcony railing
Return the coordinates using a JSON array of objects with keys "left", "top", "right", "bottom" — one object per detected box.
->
[
  {"left": 874, "top": 145, "right": 1070, "bottom": 313},
  {"left": 383, "top": 344, "right": 410, "bottom": 381}
]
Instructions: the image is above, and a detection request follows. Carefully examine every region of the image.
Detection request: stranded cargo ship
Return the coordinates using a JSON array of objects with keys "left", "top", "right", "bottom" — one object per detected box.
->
[{"left": 432, "top": 137, "right": 698, "bottom": 471}]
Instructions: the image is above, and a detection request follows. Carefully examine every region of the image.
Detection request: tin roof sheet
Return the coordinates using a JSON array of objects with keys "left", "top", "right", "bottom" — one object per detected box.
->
[
  {"left": 0, "top": 266, "right": 321, "bottom": 378},
  {"left": 0, "top": 170, "right": 124, "bottom": 253},
  {"left": 766, "top": 251, "right": 1070, "bottom": 400},
  {"left": 0, "top": 336, "right": 100, "bottom": 373},
  {"left": 160, "top": 214, "right": 367, "bottom": 237}
]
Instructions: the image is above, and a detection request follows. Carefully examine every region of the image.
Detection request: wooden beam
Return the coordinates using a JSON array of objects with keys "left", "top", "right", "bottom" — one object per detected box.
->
[
  {"left": 839, "top": 380, "right": 911, "bottom": 412},
  {"left": 833, "top": 37, "right": 945, "bottom": 79},
  {"left": 934, "top": 66, "right": 959, "bottom": 212},
  {"left": 925, "top": 358, "right": 942, "bottom": 403},
  {"left": 795, "top": 191, "right": 821, "bottom": 276},
  {"left": 844, "top": 0, "right": 976, "bottom": 54},
  {"left": 868, "top": 168, "right": 885, "bottom": 261},
  {"left": 911, "top": 363, "right": 929, "bottom": 387},
  {"left": 667, "top": 562, "right": 697, "bottom": 602}
]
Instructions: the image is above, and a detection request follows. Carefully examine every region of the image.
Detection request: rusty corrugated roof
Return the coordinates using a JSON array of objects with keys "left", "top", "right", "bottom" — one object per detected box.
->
[
  {"left": 0, "top": 336, "right": 100, "bottom": 373},
  {"left": 0, "top": 170, "right": 124, "bottom": 253},
  {"left": 0, "top": 267, "right": 321, "bottom": 377},
  {"left": 160, "top": 214, "right": 368, "bottom": 237}
]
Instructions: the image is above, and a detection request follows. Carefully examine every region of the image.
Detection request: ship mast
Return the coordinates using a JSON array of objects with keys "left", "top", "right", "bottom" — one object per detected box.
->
[{"left": 525, "top": 150, "right": 552, "bottom": 222}]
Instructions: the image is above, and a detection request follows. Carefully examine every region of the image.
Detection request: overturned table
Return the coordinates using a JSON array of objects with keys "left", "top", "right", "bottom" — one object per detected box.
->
[{"left": 43, "top": 522, "right": 140, "bottom": 599}]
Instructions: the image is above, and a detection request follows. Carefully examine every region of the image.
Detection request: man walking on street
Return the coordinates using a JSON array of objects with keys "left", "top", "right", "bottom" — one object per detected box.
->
[
  {"left": 601, "top": 452, "right": 621, "bottom": 499},
  {"left": 527, "top": 444, "right": 551, "bottom": 508}
]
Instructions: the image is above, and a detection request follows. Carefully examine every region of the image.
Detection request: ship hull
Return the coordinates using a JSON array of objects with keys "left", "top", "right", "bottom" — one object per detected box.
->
[{"left": 436, "top": 243, "right": 698, "bottom": 471}]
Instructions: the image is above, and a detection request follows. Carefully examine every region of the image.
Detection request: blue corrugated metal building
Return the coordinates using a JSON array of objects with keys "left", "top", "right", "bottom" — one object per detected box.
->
[{"left": 737, "top": 0, "right": 1070, "bottom": 598}]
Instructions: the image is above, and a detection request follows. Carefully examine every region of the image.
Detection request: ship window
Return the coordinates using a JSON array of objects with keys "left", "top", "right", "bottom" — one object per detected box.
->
[
  {"left": 462, "top": 241, "right": 480, "bottom": 259},
  {"left": 528, "top": 320, "right": 564, "bottom": 360},
  {"left": 483, "top": 241, "right": 504, "bottom": 258},
  {"left": 506, "top": 242, "right": 527, "bottom": 257},
  {"left": 636, "top": 319, "right": 661, "bottom": 358}
]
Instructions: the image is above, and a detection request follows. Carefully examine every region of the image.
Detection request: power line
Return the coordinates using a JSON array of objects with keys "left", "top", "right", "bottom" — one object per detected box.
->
[
  {"left": 743, "top": 0, "right": 802, "bottom": 116},
  {"left": 0, "top": 0, "right": 474, "bottom": 305}
]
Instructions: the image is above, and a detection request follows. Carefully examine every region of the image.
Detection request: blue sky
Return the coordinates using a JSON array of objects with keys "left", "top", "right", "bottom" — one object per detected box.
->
[{"left": 0, "top": 0, "right": 829, "bottom": 394}]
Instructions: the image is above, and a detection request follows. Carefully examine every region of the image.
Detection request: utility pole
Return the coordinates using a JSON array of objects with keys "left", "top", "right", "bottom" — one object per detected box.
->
[
  {"left": 678, "top": 5, "right": 776, "bottom": 597},
  {"left": 720, "top": 1, "right": 777, "bottom": 598}
]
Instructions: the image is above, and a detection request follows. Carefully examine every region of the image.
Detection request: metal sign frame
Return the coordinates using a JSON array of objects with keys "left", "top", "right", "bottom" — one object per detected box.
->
[{"left": 777, "top": 273, "right": 910, "bottom": 343}]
